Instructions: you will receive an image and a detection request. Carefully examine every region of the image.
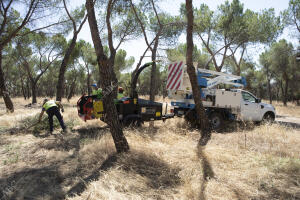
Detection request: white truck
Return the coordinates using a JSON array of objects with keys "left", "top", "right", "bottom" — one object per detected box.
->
[{"left": 167, "top": 61, "right": 276, "bottom": 129}]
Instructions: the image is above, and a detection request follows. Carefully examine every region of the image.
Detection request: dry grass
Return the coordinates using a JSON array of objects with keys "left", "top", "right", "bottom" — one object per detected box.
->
[
  {"left": 0, "top": 97, "right": 299, "bottom": 200},
  {"left": 271, "top": 101, "right": 300, "bottom": 118}
]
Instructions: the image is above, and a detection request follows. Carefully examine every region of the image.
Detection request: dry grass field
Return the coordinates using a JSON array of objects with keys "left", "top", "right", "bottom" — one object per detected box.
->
[{"left": 0, "top": 97, "right": 299, "bottom": 200}]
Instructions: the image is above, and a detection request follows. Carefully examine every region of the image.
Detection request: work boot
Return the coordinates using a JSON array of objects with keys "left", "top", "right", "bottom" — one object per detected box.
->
[{"left": 62, "top": 127, "right": 68, "bottom": 134}]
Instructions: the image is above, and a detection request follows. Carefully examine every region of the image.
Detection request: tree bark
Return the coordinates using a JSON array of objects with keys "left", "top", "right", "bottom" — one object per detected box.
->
[
  {"left": 86, "top": 0, "right": 129, "bottom": 153},
  {"left": 31, "top": 82, "right": 37, "bottom": 104},
  {"left": 67, "top": 78, "right": 76, "bottom": 101},
  {"left": 266, "top": 65, "right": 272, "bottom": 104},
  {"left": 0, "top": 47, "right": 14, "bottom": 112},
  {"left": 87, "top": 73, "right": 91, "bottom": 96},
  {"left": 26, "top": 78, "right": 30, "bottom": 99},
  {"left": 149, "top": 36, "right": 160, "bottom": 102},
  {"left": 19, "top": 72, "right": 26, "bottom": 100},
  {"left": 56, "top": 35, "right": 78, "bottom": 101},
  {"left": 186, "top": 0, "right": 211, "bottom": 146}
]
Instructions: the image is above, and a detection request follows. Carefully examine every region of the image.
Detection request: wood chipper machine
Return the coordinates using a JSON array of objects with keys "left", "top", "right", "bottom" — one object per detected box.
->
[{"left": 77, "top": 62, "right": 174, "bottom": 126}]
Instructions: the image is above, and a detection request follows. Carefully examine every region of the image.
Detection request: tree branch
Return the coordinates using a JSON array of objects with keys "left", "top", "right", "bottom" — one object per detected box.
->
[
  {"left": 106, "top": 0, "right": 115, "bottom": 59},
  {"left": 150, "top": 0, "right": 162, "bottom": 26},
  {"left": 130, "top": 0, "right": 152, "bottom": 51},
  {"left": 0, "top": 0, "right": 38, "bottom": 46},
  {"left": 63, "top": 0, "right": 76, "bottom": 31}
]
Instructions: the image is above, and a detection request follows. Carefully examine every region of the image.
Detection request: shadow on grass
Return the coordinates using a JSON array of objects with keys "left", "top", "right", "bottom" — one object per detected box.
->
[
  {"left": 275, "top": 121, "right": 300, "bottom": 130},
  {"left": 37, "top": 125, "right": 110, "bottom": 153},
  {"left": 197, "top": 145, "right": 215, "bottom": 200},
  {"left": 0, "top": 166, "right": 65, "bottom": 200},
  {"left": 0, "top": 147, "right": 182, "bottom": 200},
  {"left": 68, "top": 150, "right": 181, "bottom": 197},
  {"left": 75, "top": 125, "right": 110, "bottom": 139},
  {"left": 119, "top": 151, "right": 181, "bottom": 189}
]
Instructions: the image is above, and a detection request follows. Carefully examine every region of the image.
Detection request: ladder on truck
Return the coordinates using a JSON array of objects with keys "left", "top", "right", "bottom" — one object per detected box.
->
[{"left": 166, "top": 61, "right": 246, "bottom": 109}]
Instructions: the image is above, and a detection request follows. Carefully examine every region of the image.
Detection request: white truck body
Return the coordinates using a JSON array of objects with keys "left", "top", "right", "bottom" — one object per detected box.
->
[{"left": 167, "top": 61, "right": 276, "bottom": 123}]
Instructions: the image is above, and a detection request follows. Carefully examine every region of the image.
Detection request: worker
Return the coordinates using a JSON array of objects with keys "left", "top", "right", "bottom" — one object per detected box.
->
[
  {"left": 91, "top": 83, "right": 103, "bottom": 99},
  {"left": 38, "top": 99, "right": 66, "bottom": 134},
  {"left": 117, "top": 87, "right": 124, "bottom": 99}
]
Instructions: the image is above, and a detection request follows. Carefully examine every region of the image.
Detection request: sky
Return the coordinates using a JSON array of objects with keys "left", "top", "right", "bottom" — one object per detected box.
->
[{"left": 74, "top": 0, "right": 293, "bottom": 70}]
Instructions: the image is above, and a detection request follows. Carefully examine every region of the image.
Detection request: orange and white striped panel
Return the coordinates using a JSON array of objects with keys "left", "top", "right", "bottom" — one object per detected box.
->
[{"left": 166, "top": 61, "right": 184, "bottom": 90}]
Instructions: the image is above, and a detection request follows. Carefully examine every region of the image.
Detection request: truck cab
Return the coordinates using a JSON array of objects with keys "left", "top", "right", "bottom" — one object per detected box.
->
[{"left": 239, "top": 90, "right": 275, "bottom": 122}]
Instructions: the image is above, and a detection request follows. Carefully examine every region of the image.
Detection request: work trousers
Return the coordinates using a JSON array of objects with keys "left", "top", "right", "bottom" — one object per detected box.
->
[{"left": 46, "top": 106, "right": 66, "bottom": 132}]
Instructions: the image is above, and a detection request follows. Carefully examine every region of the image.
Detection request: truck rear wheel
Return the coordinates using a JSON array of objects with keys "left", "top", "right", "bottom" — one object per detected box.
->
[{"left": 209, "top": 112, "right": 224, "bottom": 131}]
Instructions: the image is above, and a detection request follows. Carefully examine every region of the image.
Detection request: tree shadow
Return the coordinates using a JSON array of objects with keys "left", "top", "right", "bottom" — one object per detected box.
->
[
  {"left": 0, "top": 166, "right": 65, "bottom": 200},
  {"left": 0, "top": 149, "right": 117, "bottom": 200},
  {"left": 36, "top": 125, "right": 110, "bottom": 154},
  {"left": 197, "top": 145, "right": 215, "bottom": 200},
  {"left": 0, "top": 143, "right": 182, "bottom": 200},
  {"left": 67, "top": 150, "right": 181, "bottom": 197},
  {"left": 74, "top": 125, "right": 110, "bottom": 139},
  {"left": 118, "top": 151, "right": 181, "bottom": 189},
  {"left": 275, "top": 121, "right": 300, "bottom": 130},
  {"left": 66, "top": 153, "right": 118, "bottom": 197},
  {"left": 215, "top": 121, "right": 256, "bottom": 134}
]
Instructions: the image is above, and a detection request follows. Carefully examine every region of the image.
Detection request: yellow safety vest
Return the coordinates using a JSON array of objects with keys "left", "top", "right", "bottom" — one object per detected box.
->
[
  {"left": 43, "top": 100, "right": 57, "bottom": 111},
  {"left": 92, "top": 88, "right": 102, "bottom": 98},
  {"left": 117, "top": 93, "right": 124, "bottom": 99}
]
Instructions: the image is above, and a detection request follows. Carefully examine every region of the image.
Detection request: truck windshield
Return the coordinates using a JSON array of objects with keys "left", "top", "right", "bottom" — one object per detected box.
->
[{"left": 242, "top": 91, "right": 256, "bottom": 103}]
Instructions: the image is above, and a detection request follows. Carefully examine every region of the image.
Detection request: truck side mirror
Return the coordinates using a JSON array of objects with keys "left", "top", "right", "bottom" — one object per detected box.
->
[{"left": 256, "top": 98, "right": 261, "bottom": 103}]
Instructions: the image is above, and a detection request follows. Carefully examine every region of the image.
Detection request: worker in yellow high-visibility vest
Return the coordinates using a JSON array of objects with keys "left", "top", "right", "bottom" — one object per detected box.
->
[
  {"left": 91, "top": 84, "right": 103, "bottom": 99},
  {"left": 117, "top": 87, "right": 124, "bottom": 99},
  {"left": 38, "top": 99, "right": 66, "bottom": 134}
]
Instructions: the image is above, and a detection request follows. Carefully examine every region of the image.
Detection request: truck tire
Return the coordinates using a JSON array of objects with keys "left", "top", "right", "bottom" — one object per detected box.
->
[
  {"left": 262, "top": 112, "right": 275, "bottom": 124},
  {"left": 209, "top": 112, "right": 224, "bottom": 131}
]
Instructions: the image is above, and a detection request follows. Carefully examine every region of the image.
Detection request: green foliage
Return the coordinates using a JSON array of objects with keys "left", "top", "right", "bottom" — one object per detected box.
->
[
  {"left": 282, "top": 0, "right": 300, "bottom": 36},
  {"left": 258, "top": 39, "right": 299, "bottom": 103},
  {"left": 114, "top": 49, "right": 135, "bottom": 79},
  {"left": 166, "top": 43, "right": 214, "bottom": 69},
  {"left": 21, "top": 112, "right": 76, "bottom": 135},
  {"left": 136, "top": 63, "right": 167, "bottom": 96}
]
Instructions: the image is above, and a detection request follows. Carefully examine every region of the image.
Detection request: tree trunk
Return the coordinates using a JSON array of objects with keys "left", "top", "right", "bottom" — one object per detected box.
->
[
  {"left": 267, "top": 79, "right": 272, "bottom": 104},
  {"left": 20, "top": 75, "right": 26, "bottom": 100},
  {"left": 0, "top": 47, "right": 14, "bottom": 112},
  {"left": 186, "top": 0, "right": 211, "bottom": 146},
  {"left": 149, "top": 34, "right": 160, "bottom": 102},
  {"left": 56, "top": 34, "right": 78, "bottom": 101},
  {"left": 86, "top": 0, "right": 129, "bottom": 153},
  {"left": 149, "top": 54, "right": 157, "bottom": 102},
  {"left": 26, "top": 79, "right": 30, "bottom": 99},
  {"left": 67, "top": 78, "right": 76, "bottom": 101},
  {"left": 280, "top": 79, "right": 287, "bottom": 106},
  {"left": 284, "top": 77, "right": 289, "bottom": 106},
  {"left": 87, "top": 73, "right": 91, "bottom": 95},
  {"left": 149, "top": 39, "right": 159, "bottom": 128},
  {"left": 31, "top": 82, "right": 37, "bottom": 104},
  {"left": 266, "top": 67, "right": 272, "bottom": 104}
]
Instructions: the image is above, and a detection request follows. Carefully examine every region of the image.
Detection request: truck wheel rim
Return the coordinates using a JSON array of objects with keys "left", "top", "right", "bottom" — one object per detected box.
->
[{"left": 212, "top": 117, "right": 220, "bottom": 128}]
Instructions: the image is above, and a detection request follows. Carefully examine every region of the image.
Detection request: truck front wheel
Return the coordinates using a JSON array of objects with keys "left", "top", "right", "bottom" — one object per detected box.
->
[
  {"left": 209, "top": 112, "right": 224, "bottom": 131},
  {"left": 262, "top": 112, "right": 275, "bottom": 124}
]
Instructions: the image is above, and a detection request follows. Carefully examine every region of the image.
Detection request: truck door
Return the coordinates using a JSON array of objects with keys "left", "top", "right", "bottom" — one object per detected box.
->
[{"left": 240, "top": 91, "right": 260, "bottom": 121}]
